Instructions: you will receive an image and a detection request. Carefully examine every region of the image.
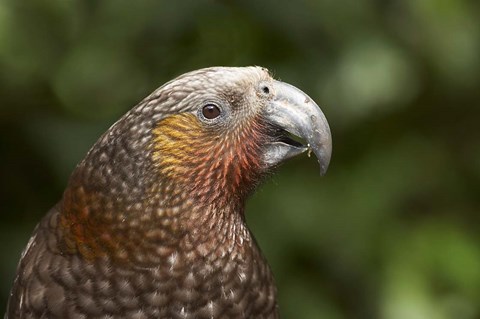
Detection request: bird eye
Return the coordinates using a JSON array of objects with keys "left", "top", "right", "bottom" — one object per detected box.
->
[
  {"left": 202, "top": 104, "right": 221, "bottom": 119},
  {"left": 262, "top": 85, "right": 270, "bottom": 94}
]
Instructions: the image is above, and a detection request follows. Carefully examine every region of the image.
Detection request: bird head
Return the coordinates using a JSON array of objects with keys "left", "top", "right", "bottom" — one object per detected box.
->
[
  {"left": 60, "top": 67, "right": 331, "bottom": 262},
  {"left": 149, "top": 67, "right": 331, "bottom": 204}
]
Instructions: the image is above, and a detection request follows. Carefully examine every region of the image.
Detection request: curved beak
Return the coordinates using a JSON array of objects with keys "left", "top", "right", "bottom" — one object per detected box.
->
[{"left": 263, "top": 80, "right": 332, "bottom": 175}]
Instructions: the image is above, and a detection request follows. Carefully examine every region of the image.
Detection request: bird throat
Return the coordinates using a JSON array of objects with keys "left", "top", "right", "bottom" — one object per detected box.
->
[
  {"left": 59, "top": 114, "right": 268, "bottom": 267},
  {"left": 59, "top": 179, "right": 256, "bottom": 266}
]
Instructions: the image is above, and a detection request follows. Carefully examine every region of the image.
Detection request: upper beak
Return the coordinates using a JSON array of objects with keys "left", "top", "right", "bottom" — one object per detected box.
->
[{"left": 263, "top": 80, "right": 332, "bottom": 175}]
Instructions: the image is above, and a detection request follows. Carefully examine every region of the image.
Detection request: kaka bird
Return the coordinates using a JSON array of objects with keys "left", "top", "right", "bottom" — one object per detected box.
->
[{"left": 6, "top": 67, "right": 332, "bottom": 318}]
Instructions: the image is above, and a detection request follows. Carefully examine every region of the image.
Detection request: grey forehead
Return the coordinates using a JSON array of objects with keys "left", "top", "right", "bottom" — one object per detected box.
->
[
  {"left": 138, "top": 66, "right": 271, "bottom": 115},
  {"left": 165, "top": 66, "right": 270, "bottom": 91}
]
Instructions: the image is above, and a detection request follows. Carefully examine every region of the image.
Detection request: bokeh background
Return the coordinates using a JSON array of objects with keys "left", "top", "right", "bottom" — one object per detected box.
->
[{"left": 1, "top": 0, "right": 480, "bottom": 318}]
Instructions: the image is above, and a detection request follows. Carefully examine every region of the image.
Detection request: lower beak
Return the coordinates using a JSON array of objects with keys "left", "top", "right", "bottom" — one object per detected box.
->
[{"left": 263, "top": 80, "right": 332, "bottom": 175}]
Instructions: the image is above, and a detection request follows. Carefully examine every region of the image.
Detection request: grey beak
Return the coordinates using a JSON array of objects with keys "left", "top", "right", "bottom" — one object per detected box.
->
[{"left": 263, "top": 80, "right": 332, "bottom": 175}]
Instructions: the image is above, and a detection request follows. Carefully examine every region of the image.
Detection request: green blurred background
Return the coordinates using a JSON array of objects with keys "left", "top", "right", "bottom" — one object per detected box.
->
[{"left": 1, "top": 0, "right": 480, "bottom": 318}]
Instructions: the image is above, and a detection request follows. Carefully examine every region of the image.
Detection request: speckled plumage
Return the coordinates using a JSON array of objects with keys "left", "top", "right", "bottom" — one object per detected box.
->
[{"left": 6, "top": 67, "right": 331, "bottom": 319}]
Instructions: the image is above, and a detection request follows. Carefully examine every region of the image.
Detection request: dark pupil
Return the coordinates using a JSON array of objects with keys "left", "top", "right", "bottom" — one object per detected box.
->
[{"left": 202, "top": 104, "right": 221, "bottom": 119}]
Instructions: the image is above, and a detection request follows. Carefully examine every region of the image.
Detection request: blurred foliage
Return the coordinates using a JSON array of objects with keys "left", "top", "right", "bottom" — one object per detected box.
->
[{"left": 1, "top": 0, "right": 479, "bottom": 318}]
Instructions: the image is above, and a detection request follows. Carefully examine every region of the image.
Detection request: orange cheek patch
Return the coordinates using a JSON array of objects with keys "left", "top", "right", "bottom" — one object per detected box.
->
[
  {"left": 151, "top": 112, "right": 266, "bottom": 205},
  {"left": 152, "top": 113, "right": 206, "bottom": 177}
]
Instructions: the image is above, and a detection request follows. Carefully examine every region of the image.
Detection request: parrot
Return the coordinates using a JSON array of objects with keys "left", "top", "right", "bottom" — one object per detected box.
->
[{"left": 6, "top": 66, "right": 332, "bottom": 319}]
